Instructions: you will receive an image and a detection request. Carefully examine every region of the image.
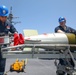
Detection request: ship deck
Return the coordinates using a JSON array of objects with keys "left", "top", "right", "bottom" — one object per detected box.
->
[{"left": 0, "top": 58, "right": 57, "bottom": 75}]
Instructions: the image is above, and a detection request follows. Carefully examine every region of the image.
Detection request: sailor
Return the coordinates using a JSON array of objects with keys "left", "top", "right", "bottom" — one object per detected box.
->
[
  {"left": 0, "top": 5, "right": 25, "bottom": 72},
  {"left": 54, "top": 17, "right": 76, "bottom": 74},
  {"left": 55, "top": 17, "right": 76, "bottom": 34},
  {"left": 0, "top": 5, "right": 18, "bottom": 35},
  {"left": 0, "top": 5, "right": 24, "bottom": 46}
]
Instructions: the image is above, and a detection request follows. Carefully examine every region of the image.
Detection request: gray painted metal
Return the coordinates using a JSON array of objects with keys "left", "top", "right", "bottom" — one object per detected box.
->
[
  {"left": 28, "top": 52, "right": 76, "bottom": 59},
  {"left": 2, "top": 53, "right": 76, "bottom": 59},
  {"left": 1, "top": 44, "right": 71, "bottom": 51}
]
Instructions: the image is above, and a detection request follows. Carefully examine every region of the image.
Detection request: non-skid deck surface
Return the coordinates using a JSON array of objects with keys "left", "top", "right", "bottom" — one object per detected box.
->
[{"left": 4, "top": 59, "right": 57, "bottom": 75}]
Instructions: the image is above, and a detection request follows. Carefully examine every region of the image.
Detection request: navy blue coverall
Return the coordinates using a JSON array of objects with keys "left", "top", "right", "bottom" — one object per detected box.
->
[{"left": 0, "top": 20, "right": 17, "bottom": 34}]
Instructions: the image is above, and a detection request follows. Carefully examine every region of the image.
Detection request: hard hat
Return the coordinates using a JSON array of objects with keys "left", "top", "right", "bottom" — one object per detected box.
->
[
  {"left": 58, "top": 17, "right": 66, "bottom": 23},
  {"left": 0, "top": 5, "right": 9, "bottom": 16}
]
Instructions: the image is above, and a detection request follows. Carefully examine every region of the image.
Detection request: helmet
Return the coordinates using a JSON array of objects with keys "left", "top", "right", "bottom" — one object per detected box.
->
[
  {"left": 0, "top": 5, "right": 9, "bottom": 16},
  {"left": 58, "top": 17, "right": 66, "bottom": 23}
]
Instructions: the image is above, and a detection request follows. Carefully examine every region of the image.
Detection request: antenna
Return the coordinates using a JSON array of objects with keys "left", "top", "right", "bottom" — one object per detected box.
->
[{"left": 7, "top": 6, "right": 21, "bottom": 25}]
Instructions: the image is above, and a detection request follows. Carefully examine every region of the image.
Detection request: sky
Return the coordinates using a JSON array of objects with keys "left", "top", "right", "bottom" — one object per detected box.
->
[{"left": 0, "top": 0, "right": 76, "bottom": 34}]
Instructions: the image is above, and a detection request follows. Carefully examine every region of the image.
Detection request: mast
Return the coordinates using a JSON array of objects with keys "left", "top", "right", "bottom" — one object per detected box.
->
[{"left": 7, "top": 6, "right": 21, "bottom": 25}]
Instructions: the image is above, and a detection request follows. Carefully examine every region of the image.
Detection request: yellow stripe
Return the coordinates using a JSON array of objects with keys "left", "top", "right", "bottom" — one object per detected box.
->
[
  {"left": 66, "top": 33, "right": 76, "bottom": 50},
  {"left": 66, "top": 33, "right": 76, "bottom": 44}
]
